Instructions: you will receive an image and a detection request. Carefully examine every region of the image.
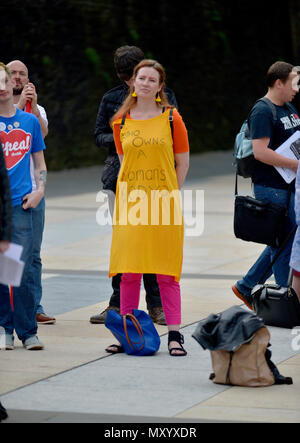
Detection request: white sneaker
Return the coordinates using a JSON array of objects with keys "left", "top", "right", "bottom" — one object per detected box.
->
[
  {"left": 23, "top": 336, "right": 44, "bottom": 350},
  {"left": 0, "top": 334, "right": 14, "bottom": 350}
]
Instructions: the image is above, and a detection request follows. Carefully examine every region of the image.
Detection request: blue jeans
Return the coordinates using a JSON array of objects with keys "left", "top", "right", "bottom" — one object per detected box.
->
[
  {"left": 28, "top": 197, "right": 45, "bottom": 314},
  {"left": 0, "top": 205, "right": 37, "bottom": 342},
  {"left": 236, "top": 184, "right": 296, "bottom": 296}
]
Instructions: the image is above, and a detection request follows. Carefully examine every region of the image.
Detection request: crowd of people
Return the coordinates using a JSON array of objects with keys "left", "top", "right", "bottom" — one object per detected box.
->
[{"left": 0, "top": 49, "right": 300, "bottom": 361}]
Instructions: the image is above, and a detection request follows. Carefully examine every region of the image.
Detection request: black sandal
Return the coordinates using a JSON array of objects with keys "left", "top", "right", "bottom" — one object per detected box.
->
[
  {"left": 0, "top": 401, "right": 8, "bottom": 422},
  {"left": 105, "top": 344, "right": 125, "bottom": 354},
  {"left": 168, "top": 331, "right": 187, "bottom": 357}
]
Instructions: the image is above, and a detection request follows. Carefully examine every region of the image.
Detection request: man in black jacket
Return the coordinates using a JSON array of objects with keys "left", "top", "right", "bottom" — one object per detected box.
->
[{"left": 91, "top": 46, "right": 178, "bottom": 325}]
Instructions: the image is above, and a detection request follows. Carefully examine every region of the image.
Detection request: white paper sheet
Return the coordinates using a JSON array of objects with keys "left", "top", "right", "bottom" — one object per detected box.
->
[
  {"left": 0, "top": 243, "right": 24, "bottom": 286},
  {"left": 274, "top": 130, "right": 300, "bottom": 183},
  {"left": 4, "top": 243, "right": 23, "bottom": 261}
]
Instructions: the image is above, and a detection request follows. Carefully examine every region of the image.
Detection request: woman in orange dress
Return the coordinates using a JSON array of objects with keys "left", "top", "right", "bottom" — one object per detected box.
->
[{"left": 107, "top": 60, "right": 190, "bottom": 356}]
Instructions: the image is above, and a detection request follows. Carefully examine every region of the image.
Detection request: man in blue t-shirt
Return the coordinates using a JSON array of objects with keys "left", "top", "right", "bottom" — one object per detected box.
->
[
  {"left": 232, "top": 61, "right": 300, "bottom": 309},
  {"left": 0, "top": 62, "right": 47, "bottom": 350}
]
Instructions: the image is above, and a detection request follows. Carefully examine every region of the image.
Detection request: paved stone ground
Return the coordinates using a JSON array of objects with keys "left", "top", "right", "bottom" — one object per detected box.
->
[{"left": 1, "top": 152, "right": 299, "bottom": 424}]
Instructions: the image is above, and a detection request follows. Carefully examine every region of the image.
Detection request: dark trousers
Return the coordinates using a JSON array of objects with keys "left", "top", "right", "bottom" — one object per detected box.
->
[{"left": 109, "top": 273, "right": 162, "bottom": 310}]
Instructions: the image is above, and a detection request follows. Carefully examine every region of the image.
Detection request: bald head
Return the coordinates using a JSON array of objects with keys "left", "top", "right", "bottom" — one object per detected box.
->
[
  {"left": 7, "top": 60, "right": 29, "bottom": 95},
  {"left": 7, "top": 60, "right": 28, "bottom": 72}
]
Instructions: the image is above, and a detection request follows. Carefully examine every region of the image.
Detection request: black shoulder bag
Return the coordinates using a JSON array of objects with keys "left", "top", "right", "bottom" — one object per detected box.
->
[
  {"left": 251, "top": 225, "right": 300, "bottom": 328},
  {"left": 233, "top": 173, "right": 292, "bottom": 248}
]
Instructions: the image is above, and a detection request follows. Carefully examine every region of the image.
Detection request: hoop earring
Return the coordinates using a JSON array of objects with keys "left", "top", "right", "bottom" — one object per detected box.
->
[
  {"left": 155, "top": 92, "right": 161, "bottom": 103},
  {"left": 132, "top": 91, "right": 137, "bottom": 97}
]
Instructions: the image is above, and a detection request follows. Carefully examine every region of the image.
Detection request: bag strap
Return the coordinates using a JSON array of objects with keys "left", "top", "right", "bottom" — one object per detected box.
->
[
  {"left": 162, "top": 106, "right": 174, "bottom": 137},
  {"left": 242, "top": 96, "right": 276, "bottom": 143},
  {"left": 169, "top": 107, "right": 174, "bottom": 138},
  {"left": 120, "top": 112, "right": 127, "bottom": 130},
  {"left": 123, "top": 314, "right": 145, "bottom": 351},
  {"left": 256, "top": 97, "right": 277, "bottom": 124},
  {"left": 245, "top": 97, "right": 276, "bottom": 125},
  {"left": 258, "top": 224, "right": 297, "bottom": 284},
  {"left": 234, "top": 172, "right": 239, "bottom": 196},
  {"left": 284, "top": 184, "right": 293, "bottom": 215}
]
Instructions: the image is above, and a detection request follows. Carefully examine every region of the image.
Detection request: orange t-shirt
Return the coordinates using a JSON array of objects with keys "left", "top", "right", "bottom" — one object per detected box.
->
[{"left": 113, "top": 108, "right": 189, "bottom": 155}]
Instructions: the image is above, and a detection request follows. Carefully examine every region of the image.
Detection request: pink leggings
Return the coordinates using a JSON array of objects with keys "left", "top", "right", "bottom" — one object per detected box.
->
[{"left": 120, "top": 273, "right": 181, "bottom": 325}]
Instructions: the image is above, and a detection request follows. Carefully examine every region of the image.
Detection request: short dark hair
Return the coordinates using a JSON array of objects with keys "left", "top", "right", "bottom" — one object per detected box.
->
[
  {"left": 266, "top": 61, "right": 294, "bottom": 87},
  {"left": 114, "top": 46, "right": 145, "bottom": 81}
]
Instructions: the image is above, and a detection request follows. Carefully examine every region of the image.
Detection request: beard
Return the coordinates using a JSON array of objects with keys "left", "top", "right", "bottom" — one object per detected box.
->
[{"left": 13, "top": 86, "right": 23, "bottom": 96}]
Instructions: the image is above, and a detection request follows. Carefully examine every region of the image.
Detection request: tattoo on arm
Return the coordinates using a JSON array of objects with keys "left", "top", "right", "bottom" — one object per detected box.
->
[{"left": 39, "top": 170, "right": 47, "bottom": 188}]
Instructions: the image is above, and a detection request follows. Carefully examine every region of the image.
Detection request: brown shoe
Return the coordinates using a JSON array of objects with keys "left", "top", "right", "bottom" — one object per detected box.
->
[
  {"left": 36, "top": 313, "right": 56, "bottom": 325},
  {"left": 90, "top": 306, "right": 120, "bottom": 324},
  {"left": 232, "top": 285, "right": 254, "bottom": 311},
  {"left": 148, "top": 307, "right": 167, "bottom": 325}
]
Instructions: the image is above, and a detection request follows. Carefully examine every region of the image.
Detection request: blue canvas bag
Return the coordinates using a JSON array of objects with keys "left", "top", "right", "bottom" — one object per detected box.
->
[{"left": 105, "top": 309, "right": 161, "bottom": 356}]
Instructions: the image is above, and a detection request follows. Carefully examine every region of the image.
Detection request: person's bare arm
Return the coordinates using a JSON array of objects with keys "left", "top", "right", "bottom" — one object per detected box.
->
[
  {"left": 253, "top": 137, "right": 299, "bottom": 172},
  {"left": 174, "top": 152, "right": 190, "bottom": 189},
  {"left": 22, "top": 151, "right": 47, "bottom": 209}
]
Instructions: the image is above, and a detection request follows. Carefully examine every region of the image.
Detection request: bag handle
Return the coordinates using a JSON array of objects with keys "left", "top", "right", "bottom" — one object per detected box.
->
[{"left": 123, "top": 314, "right": 145, "bottom": 351}]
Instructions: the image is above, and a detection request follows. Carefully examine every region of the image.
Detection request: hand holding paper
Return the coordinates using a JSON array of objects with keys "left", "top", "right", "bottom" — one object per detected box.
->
[
  {"left": 0, "top": 243, "right": 25, "bottom": 287},
  {"left": 274, "top": 130, "right": 300, "bottom": 183},
  {"left": 0, "top": 241, "right": 10, "bottom": 254}
]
